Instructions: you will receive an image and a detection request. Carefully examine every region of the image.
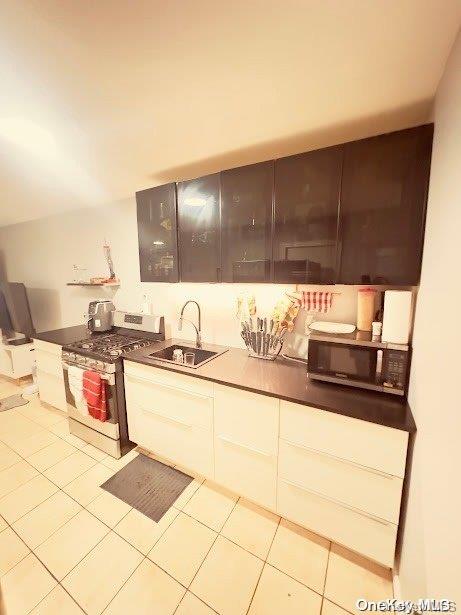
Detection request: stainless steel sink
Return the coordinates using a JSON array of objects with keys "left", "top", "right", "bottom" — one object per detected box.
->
[{"left": 147, "top": 344, "right": 228, "bottom": 368}]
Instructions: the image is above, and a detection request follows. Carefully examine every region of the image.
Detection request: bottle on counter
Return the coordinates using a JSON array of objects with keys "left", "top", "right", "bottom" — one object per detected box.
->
[{"left": 357, "top": 288, "right": 376, "bottom": 332}]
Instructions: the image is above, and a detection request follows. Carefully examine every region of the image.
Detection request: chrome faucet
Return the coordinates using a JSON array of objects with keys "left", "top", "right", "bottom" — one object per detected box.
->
[{"left": 178, "top": 301, "right": 202, "bottom": 348}]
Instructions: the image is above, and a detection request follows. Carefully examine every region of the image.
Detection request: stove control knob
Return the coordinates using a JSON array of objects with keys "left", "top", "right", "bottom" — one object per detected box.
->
[{"left": 96, "top": 361, "right": 105, "bottom": 371}]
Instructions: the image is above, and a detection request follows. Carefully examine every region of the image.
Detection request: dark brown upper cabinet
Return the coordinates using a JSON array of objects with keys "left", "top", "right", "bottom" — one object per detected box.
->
[
  {"left": 136, "top": 183, "right": 179, "bottom": 282},
  {"left": 337, "top": 124, "right": 433, "bottom": 285},
  {"left": 221, "top": 161, "right": 273, "bottom": 283},
  {"left": 177, "top": 173, "right": 221, "bottom": 282},
  {"left": 274, "top": 146, "right": 343, "bottom": 284}
]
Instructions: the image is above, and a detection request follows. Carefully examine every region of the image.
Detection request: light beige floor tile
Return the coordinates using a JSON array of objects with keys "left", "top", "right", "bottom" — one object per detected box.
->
[
  {"left": 267, "top": 518, "right": 330, "bottom": 593},
  {"left": 183, "top": 481, "right": 238, "bottom": 531},
  {"left": 86, "top": 491, "right": 132, "bottom": 528},
  {"left": 221, "top": 499, "right": 279, "bottom": 559},
  {"left": 324, "top": 544, "right": 393, "bottom": 614},
  {"left": 63, "top": 463, "right": 114, "bottom": 506},
  {"left": 0, "top": 514, "right": 7, "bottom": 531},
  {"left": 44, "top": 450, "right": 97, "bottom": 487},
  {"left": 0, "top": 553, "right": 57, "bottom": 614},
  {"left": 0, "top": 459, "right": 38, "bottom": 498},
  {"left": 0, "top": 413, "right": 44, "bottom": 444},
  {"left": 104, "top": 558, "right": 185, "bottom": 615},
  {"left": 18, "top": 403, "right": 66, "bottom": 427},
  {"left": 0, "top": 444, "right": 21, "bottom": 471},
  {"left": 191, "top": 536, "right": 264, "bottom": 615},
  {"left": 9, "top": 430, "right": 59, "bottom": 457},
  {"left": 175, "top": 592, "right": 216, "bottom": 615},
  {"left": 0, "top": 527, "right": 30, "bottom": 575},
  {"left": 115, "top": 506, "right": 179, "bottom": 554},
  {"left": 322, "top": 599, "right": 351, "bottom": 615},
  {"left": 27, "top": 439, "right": 76, "bottom": 471},
  {"left": 35, "top": 509, "right": 109, "bottom": 580},
  {"left": 30, "top": 585, "right": 84, "bottom": 614},
  {"left": 82, "top": 442, "right": 109, "bottom": 461},
  {"left": 0, "top": 474, "right": 58, "bottom": 523},
  {"left": 149, "top": 511, "right": 217, "bottom": 586},
  {"left": 48, "top": 419, "right": 71, "bottom": 437},
  {"left": 101, "top": 448, "right": 139, "bottom": 471},
  {"left": 172, "top": 476, "right": 204, "bottom": 510},
  {"left": 248, "top": 563, "right": 322, "bottom": 615},
  {"left": 13, "top": 490, "right": 82, "bottom": 549},
  {"left": 62, "top": 531, "right": 143, "bottom": 615}
]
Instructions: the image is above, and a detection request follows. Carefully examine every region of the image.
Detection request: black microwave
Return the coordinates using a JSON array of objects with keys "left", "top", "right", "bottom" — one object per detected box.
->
[{"left": 307, "top": 332, "right": 410, "bottom": 396}]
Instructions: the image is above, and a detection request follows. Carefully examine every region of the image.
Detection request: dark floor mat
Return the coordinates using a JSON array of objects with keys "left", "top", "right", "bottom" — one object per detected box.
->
[
  {"left": 101, "top": 453, "right": 193, "bottom": 522},
  {"left": 0, "top": 394, "right": 29, "bottom": 411}
]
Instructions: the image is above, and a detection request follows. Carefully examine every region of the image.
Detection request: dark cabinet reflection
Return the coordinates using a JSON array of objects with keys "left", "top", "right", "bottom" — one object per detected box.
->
[
  {"left": 136, "top": 183, "right": 179, "bottom": 282},
  {"left": 274, "top": 146, "right": 342, "bottom": 284},
  {"left": 338, "top": 125, "right": 433, "bottom": 285},
  {"left": 221, "top": 161, "right": 273, "bottom": 282},
  {"left": 177, "top": 173, "right": 221, "bottom": 282}
]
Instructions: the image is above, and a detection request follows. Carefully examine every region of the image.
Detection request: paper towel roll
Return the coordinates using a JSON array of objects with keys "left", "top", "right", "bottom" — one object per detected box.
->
[{"left": 382, "top": 290, "right": 412, "bottom": 344}]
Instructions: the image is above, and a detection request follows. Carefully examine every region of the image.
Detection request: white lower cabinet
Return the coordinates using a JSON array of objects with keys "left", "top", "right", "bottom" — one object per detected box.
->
[
  {"left": 214, "top": 384, "right": 279, "bottom": 509},
  {"left": 123, "top": 360, "right": 409, "bottom": 568},
  {"left": 34, "top": 340, "right": 66, "bottom": 412}
]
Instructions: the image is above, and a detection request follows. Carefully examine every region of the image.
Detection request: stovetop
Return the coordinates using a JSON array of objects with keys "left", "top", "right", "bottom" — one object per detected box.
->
[{"left": 63, "top": 332, "right": 158, "bottom": 363}]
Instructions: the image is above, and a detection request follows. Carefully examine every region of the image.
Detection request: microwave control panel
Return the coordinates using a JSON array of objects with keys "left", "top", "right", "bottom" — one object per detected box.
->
[{"left": 382, "top": 349, "right": 409, "bottom": 390}]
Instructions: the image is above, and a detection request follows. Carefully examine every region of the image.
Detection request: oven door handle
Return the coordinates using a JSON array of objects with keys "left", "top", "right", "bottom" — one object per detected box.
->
[{"left": 62, "top": 362, "right": 115, "bottom": 386}]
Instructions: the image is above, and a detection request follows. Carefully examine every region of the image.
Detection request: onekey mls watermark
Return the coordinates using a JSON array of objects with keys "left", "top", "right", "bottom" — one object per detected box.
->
[{"left": 356, "top": 599, "right": 457, "bottom": 613}]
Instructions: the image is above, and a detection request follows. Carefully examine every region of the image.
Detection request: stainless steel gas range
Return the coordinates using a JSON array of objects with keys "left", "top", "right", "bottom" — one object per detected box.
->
[{"left": 61, "top": 311, "right": 165, "bottom": 458}]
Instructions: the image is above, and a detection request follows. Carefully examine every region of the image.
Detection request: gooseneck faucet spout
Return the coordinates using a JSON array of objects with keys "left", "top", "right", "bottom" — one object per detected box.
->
[{"left": 178, "top": 301, "right": 202, "bottom": 348}]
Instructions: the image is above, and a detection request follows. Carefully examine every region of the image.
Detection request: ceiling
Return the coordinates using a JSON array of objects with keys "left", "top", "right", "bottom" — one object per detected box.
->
[{"left": 1, "top": 0, "right": 460, "bottom": 227}]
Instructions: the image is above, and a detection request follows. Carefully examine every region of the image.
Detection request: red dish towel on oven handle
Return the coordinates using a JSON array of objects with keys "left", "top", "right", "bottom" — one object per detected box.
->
[{"left": 83, "top": 370, "right": 107, "bottom": 422}]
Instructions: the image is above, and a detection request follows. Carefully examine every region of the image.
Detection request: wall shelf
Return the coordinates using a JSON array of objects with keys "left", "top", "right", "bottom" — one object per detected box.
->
[{"left": 66, "top": 282, "right": 120, "bottom": 288}]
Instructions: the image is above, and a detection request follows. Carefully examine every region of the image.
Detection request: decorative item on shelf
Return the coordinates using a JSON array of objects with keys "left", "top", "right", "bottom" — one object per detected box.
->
[
  {"left": 357, "top": 287, "right": 376, "bottom": 332},
  {"left": 67, "top": 241, "right": 119, "bottom": 287}
]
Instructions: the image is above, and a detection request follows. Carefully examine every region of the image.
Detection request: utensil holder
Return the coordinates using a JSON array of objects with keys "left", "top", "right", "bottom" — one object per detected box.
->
[{"left": 241, "top": 328, "right": 286, "bottom": 361}]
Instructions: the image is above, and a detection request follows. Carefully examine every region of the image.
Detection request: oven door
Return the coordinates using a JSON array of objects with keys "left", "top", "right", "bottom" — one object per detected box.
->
[
  {"left": 308, "top": 340, "right": 381, "bottom": 390},
  {"left": 62, "top": 360, "right": 121, "bottom": 454}
]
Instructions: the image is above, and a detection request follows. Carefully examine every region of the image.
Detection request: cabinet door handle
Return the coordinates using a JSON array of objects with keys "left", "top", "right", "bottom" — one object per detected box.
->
[
  {"left": 218, "top": 434, "right": 271, "bottom": 457},
  {"left": 125, "top": 373, "right": 212, "bottom": 401},
  {"left": 283, "top": 439, "right": 395, "bottom": 480},
  {"left": 141, "top": 406, "right": 192, "bottom": 429},
  {"left": 281, "top": 478, "right": 392, "bottom": 526}
]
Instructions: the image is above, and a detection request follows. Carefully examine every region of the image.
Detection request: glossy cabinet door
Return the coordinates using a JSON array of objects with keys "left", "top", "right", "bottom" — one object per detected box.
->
[
  {"left": 136, "top": 183, "right": 179, "bottom": 282},
  {"left": 338, "top": 125, "right": 433, "bottom": 285},
  {"left": 177, "top": 173, "right": 221, "bottom": 282},
  {"left": 274, "top": 146, "right": 342, "bottom": 284},
  {"left": 221, "top": 161, "right": 273, "bottom": 282}
]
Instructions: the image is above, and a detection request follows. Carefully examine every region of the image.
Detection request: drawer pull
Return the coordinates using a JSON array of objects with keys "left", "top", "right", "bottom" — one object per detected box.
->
[
  {"left": 141, "top": 406, "right": 192, "bottom": 429},
  {"left": 281, "top": 478, "right": 392, "bottom": 527},
  {"left": 284, "top": 439, "right": 394, "bottom": 480},
  {"left": 218, "top": 434, "right": 271, "bottom": 457},
  {"left": 126, "top": 373, "right": 212, "bottom": 401}
]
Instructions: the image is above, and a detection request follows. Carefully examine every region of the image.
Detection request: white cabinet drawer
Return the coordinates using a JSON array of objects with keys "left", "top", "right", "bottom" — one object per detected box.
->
[
  {"left": 280, "top": 401, "right": 408, "bottom": 477},
  {"left": 127, "top": 399, "right": 213, "bottom": 478},
  {"left": 36, "top": 369, "right": 67, "bottom": 412},
  {"left": 35, "top": 348, "right": 64, "bottom": 378},
  {"left": 124, "top": 372, "right": 213, "bottom": 430},
  {"left": 34, "top": 339, "right": 62, "bottom": 357},
  {"left": 214, "top": 384, "right": 279, "bottom": 455},
  {"left": 215, "top": 436, "right": 277, "bottom": 509},
  {"left": 277, "top": 478, "right": 397, "bottom": 567},
  {"left": 278, "top": 439, "right": 403, "bottom": 523},
  {"left": 124, "top": 361, "right": 214, "bottom": 397}
]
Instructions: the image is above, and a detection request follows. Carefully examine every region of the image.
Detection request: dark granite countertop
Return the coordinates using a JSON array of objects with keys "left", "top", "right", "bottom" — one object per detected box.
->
[
  {"left": 33, "top": 325, "right": 94, "bottom": 346},
  {"left": 125, "top": 338, "right": 416, "bottom": 433}
]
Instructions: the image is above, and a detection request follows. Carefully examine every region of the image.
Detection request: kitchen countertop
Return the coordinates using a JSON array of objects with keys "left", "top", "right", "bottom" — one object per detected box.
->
[
  {"left": 126, "top": 338, "right": 416, "bottom": 433},
  {"left": 33, "top": 325, "right": 95, "bottom": 346}
]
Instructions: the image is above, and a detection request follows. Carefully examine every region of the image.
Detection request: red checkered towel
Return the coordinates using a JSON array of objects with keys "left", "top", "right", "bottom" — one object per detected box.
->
[
  {"left": 83, "top": 371, "right": 107, "bottom": 422},
  {"left": 301, "top": 291, "right": 333, "bottom": 313}
]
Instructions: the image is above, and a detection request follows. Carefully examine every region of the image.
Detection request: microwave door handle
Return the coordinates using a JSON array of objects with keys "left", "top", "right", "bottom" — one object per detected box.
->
[{"left": 376, "top": 349, "right": 383, "bottom": 381}]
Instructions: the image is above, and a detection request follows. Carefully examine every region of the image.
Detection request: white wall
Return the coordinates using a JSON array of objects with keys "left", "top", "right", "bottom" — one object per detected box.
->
[
  {"left": 399, "top": 30, "right": 461, "bottom": 602},
  {"left": 0, "top": 198, "right": 363, "bottom": 356}
]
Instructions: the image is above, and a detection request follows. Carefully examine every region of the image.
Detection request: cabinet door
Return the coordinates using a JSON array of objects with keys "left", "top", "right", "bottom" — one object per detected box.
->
[
  {"left": 221, "top": 162, "right": 273, "bottom": 282},
  {"left": 136, "top": 183, "right": 179, "bottom": 282},
  {"left": 177, "top": 174, "right": 221, "bottom": 282},
  {"left": 338, "top": 125, "right": 433, "bottom": 285},
  {"left": 274, "top": 146, "right": 342, "bottom": 284}
]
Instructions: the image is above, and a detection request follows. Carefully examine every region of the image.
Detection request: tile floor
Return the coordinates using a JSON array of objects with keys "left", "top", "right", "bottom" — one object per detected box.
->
[{"left": 0, "top": 376, "right": 394, "bottom": 614}]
